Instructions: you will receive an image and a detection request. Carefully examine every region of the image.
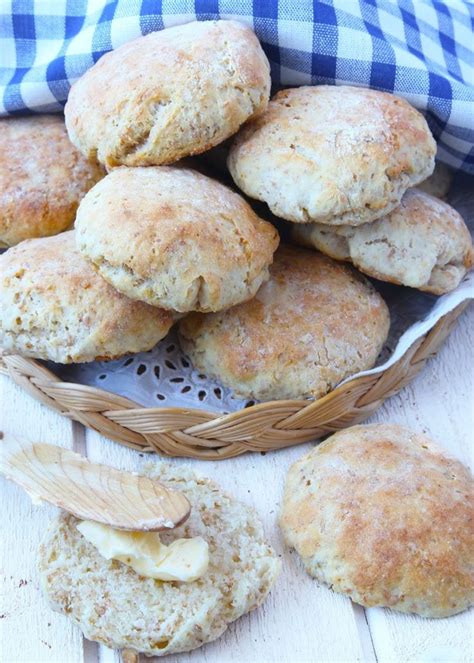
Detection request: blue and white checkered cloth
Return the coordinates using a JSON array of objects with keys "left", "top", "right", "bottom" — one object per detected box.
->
[{"left": 1, "top": 1, "right": 473, "bottom": 172}]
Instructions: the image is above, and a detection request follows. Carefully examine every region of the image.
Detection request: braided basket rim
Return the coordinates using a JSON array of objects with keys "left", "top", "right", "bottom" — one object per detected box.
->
[{"left": 1, "top": 301, "right": 469, "bottom": 459}]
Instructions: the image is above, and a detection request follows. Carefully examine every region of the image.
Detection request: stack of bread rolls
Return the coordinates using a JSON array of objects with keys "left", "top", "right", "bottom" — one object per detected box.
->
[
  {"left": 1, "top": 21, "right": 472, "bottom": 658},
  {"left": 0, "top": 20, "right": 472, "bottom": 403}
]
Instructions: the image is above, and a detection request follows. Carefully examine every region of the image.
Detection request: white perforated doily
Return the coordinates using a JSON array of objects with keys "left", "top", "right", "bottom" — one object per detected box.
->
[
  {"left": 50, "top": 173, "right": 474, "bottom": 413},
  {"left": 52, "top": 329, "right": 252, "bottom": 412}
]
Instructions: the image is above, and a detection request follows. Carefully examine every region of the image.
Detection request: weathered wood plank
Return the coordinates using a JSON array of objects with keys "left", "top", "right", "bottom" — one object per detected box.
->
[{"left": 0, "top": 376, "right": 84, "bottom": 663}]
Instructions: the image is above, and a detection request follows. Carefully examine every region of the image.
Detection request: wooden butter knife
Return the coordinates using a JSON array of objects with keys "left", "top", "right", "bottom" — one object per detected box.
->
[{"left": 0, "top": 433, "right": 190, "bottom": 531}]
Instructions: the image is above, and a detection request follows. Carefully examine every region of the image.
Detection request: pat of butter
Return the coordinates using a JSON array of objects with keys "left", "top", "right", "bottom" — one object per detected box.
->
[
  {"left": 76, "top": 520, "right": 209, "bottom": 582},
  {"left": 27, "top": 491, "right": 45, "bottom": 506}
]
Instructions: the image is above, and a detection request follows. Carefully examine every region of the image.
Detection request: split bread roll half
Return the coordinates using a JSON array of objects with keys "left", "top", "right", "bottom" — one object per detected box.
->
[
  {"left": 179, "top": 245, "right": 390, "bottom": 401},
  {"left": 228, "top": 85, "right": 436, "bottom": 226},
  {"left": 65, "top": 20, "right": 271, "bottom": 168},
  {"left": 39, "top": 463, "right": 281, "bottom": 656},
  {"left": 280, "top": 424, "right": 474, "bottom": 618},
  {"left": 0, "top": 231, "right": 175, "bottom": 363},
  {"left": 75, "top": 166, "right": 279, "bottom": 313},
  {"left": 291, "top": 189, "right": 474, "bottom": 294}
]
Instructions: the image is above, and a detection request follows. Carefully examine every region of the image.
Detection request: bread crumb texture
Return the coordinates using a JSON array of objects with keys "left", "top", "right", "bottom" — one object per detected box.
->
[{"left": 38, "top": 463, "right": 281, "bottom": 656}]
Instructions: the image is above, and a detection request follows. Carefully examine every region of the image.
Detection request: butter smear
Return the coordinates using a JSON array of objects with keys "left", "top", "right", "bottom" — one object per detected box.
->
[{"left": 77, "top": 520, "right": 209, "bottom": 582}]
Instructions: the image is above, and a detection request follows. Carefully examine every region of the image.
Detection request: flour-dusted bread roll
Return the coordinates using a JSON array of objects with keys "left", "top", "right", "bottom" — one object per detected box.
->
[
  {"left": 291, "top": 189, "right": 474, "bottom": 295},
  {"left": 178, "top": 246, "right": 389, "bottom": 401},
  {"left": 65, "top": 20, "right": 270, "bottom": 168},
  {"left": 0, "top": 116, "right": 104, "bottom": 247},
  {"left": 39, "top": 463, "right": 281, "bottom": 656},
  {"left": 75, "top": 167, "right": 279, "bottom": 313},
  {"left": 418, "top": 161, "right": 453, "bottom": 199},
  {"left": 228, "top": 86, "right": 436, "bottom": 226},
  {"left": 280, "top": 424, "right": 474, "bottom": 618},
  {"left": 0, "top": 232, "right": 174, "bottom": 363}
]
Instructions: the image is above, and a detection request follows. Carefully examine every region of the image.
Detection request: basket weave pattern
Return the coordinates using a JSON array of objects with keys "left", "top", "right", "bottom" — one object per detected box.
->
[{"left": 1, "top": 302, "right": 468, "bottom": 459}]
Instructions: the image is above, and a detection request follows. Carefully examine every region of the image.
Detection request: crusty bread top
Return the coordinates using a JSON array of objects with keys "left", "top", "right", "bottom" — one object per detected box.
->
[
  {"left": 228, "top": 85, "right": 436, "bottom": 226},
  {"left": 75, "top": 166, "right": 279, "bottom": 312},
  {"left": 65, "top": 20, "right": 270, "bottom": 168},
  {"left": 0, "top": 116, "right": 104, "bottom": 247},
  {"left": 280, "top": 424, "right": 474, "bottom": 618},
  {"left": 0, "top": 231, "right": 174, "bottom": 363},
  {"left": 178, "top": 245, "right": 390, "bottom": 401},
  {"left": 291, "top": 188, "right": 474, "bottom": 294}
]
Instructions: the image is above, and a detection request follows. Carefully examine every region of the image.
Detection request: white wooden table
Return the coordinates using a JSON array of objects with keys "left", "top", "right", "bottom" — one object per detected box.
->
[{"left": 1, "top": 305, "right": 473, "bottom": 663}]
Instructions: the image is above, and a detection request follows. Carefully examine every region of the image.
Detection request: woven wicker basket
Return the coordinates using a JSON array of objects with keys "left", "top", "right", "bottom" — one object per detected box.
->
[{"left": 1, "top": 301, "right": 469, "bottom": 459}]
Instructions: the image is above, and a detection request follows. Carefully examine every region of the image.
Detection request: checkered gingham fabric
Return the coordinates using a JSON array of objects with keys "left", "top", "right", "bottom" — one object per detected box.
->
[{"left": 1, "top": 1, "right": 473, "bottom": 172}]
